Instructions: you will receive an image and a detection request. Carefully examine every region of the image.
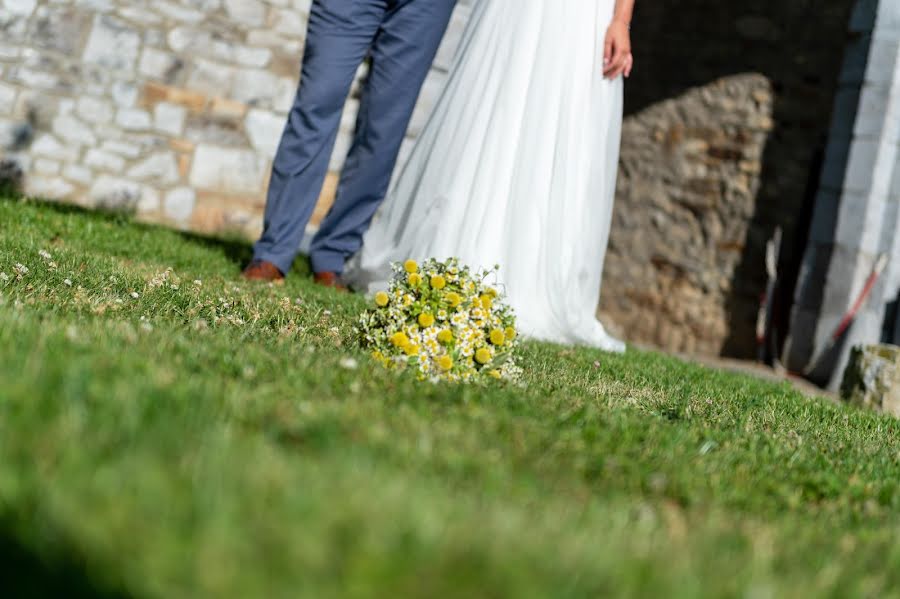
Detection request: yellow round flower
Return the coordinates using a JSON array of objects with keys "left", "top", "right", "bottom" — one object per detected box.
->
[
  {"left": 480, "top": 295, "right": 493, "bottom": 310},
  {"left": 404, "top": 259, "right": 418, "bottom": 274},
  {"left": 488, "top": 369, "right": 502, "bottom": 379},
  {"left": 489, "top": 328, "right": 506, "bottom": 346},
  {"left": 445, "top": 292, "right": 462, "bottom": 308},
  {"left": 390, "top": 332, "right": 409, "bottom": 347},
  {"left": 374, "top": 291, "right": 390, "bottom": 307},
  {"left": 437, "top": 329, "right": 453, "bottom": 344},
  {"left": 505, "top": 327, "right": 517, "bottom": 341},
  {"left": 418, "top": 313, "right": 435, "bottom": 328},
  {"left": 404, "top": 343, "right": 420, "bottom": 356},
  {"left": 475, "top": 347, "right": 492, "bottom": 365},
  {"left": 408, "top": 272, "right": 422, "bottom": 286},
  {"left": 430, "top": 275, "right": 446, "bottom": 290},
  {"left": 486, "top": 287, "right": 498, "bottom": 298},
  {"left": 437, "top": 355, "right": 453, "bottom": 371}
]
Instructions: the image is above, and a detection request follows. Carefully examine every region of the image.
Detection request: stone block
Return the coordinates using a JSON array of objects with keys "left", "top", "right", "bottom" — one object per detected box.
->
[
  {"left": 273, "top": 77, "right": 297, "bottom": 112},
  {"left": 0, "top": 83, "right": 16, "bottom": 114},
  {"left": 189, "top": 145, "right": 268, "bottom": 194},
  {"left": 245, "top": 108, "right": 284, "bottom": 158},
  {"left": 82, "top": 15, "right": 142, "bottom": 71},
  {"left": 137, "top": 186, "right": 161, "bottom": 214},
  {"left": 7, "top": 67, "right": 61, "bottom": 91},
  {"left": 139, "top": 47, "right": 183, "bottom": 82},
  {"left": 101, "top": 140, "right": 143, "bottom": 158},
  {"left": 271, "top": 9, "right": 305, "bottom": 36},
  {"left": 0, "top": 43, "right": 19, "bottom": 60},
  {"left": 128, "top": 152, "right": 179, "bottom": 185},
  {"left": 63, "top": 164, "right": 93, "bottom": 185},
  {"left": 818, "top": 245, "right": 880, "bottom": 325},
  {"left": 210, "top": 97, "right": 247, "bottom": 120},
  {"left": 190, "top": 192, "right": 264, "bottom": 236},
  {"left": 233, "top": 45, "right": 272, "bottom": 68},
  {"left": 119, "top": 6, "right": 163, "bottom": 26},
  {"left": 245, "top": 30, "right": 302, "bottom": 55},
  {"left": 843, "top": 138, "right": 881, "bottom": 195},
  {"left": 866, "top": 36, "right": 900, "bottom": 86},
  {"left": 89, "top": 175, "right": 152, "bottom": 212},
  {"left": 154, "top": 102, "right": 187, "bottom": 136},
  {"left": 166, "top": 27, "right": 195, "bottom": 53},
  {"left": 4, "top": 0, "right": 37, "bottom": 17},
  {"left": 433, "top": 6, "right": 469, "bottom": 71},
  {"left": 169, "top": 138, "right": 195, "bottom": 153},
  {"left": 142, "top": 82, "right": 207, "bottom": 113},
  {"left": 31, "top": 134, "right": 79, "bottom": 162},
  {"left": 116, "top": 108, "right": 152, "bottom": 131},
  {"left": 0, "top": 118, "right": 15, "bottom": 150},
  {"left": 891, "top": 154, "right": 900, "bottom": 201},
  {"left": 76, "top": 97, "right": 113, "bottom": 125},
  {"left": 85, "top": 148, "right": 126, "bottom": 172},
  {"left": 834, "top": 190, "right": 889, "bottom": 255},
  {"left": 164, "top": 187, "right": 196, "bottom": 222},
  {"left": 407, "top": 72, "right": 446, "bottom": 137},
  {"left": 184, "top": 114, "right": 247, "bottom": 146},
  {"left": 855, "top": 83, "right": 897, "bottom": 138},
  {"left": 73, "top": 0, "right": 116, "bottom": 12},
  {"left": 112, "top": 81, "right": 139, "bottom": 107},
  {"left": 178, "top": 153, "right": 192, "bottom": 178},
  {"left": 189, "top": 201, "right": 226, "bottom": 233},
  {"left": 841, "top": 344, "right": 900, "bottom": 417},
  {"left": 34, "top": 158, "right": 61, "bottom": 175},
  {"left": 329, "top": 130, "right": 352, "bottom": 172},
  {"left": 223, "top": 0, "right": 267, "bottom": 27},
  {"left": 32, "top": 6, "right": 91, "bottom": 56},
  {"left": 187, "top": 59, "right": 234, "bottom": 97},
  {"left": 154, "top": 1, "right": 204, "bottom": 24},
  {"left": 310, "top": 172, "right": 338, "bottom": 227},
  {"left": 230, "top": 68, "right": 276, "bottom": 106},
  {"left": 25, "top": 176, "right": 75, "bottom": 199}
]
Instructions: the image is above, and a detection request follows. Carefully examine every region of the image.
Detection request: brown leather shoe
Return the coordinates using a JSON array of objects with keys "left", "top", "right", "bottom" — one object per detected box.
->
[
  {"left": 313, "top": 271, "right": 348, "bottom": 292},
  {"left": 242, "top": 260, "right": 285, "bottom": 284}
]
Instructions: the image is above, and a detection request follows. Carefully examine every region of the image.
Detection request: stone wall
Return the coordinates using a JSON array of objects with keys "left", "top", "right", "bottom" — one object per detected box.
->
[
  {"left": 599, "top": 0, "right": 858, "bottom": 358},
  {"left": 0, "top": 0, "right": 471, "bottom": 236}
]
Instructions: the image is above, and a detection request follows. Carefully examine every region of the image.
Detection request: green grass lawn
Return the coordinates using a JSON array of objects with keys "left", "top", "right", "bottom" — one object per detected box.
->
[{"left": 2, "top": 196, "right": 900, "bottom": 598}]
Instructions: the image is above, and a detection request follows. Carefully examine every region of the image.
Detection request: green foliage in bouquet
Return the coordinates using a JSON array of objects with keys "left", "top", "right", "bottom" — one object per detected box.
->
[{"left": 358, "top": 258, "right": 521, "bottom": 382}]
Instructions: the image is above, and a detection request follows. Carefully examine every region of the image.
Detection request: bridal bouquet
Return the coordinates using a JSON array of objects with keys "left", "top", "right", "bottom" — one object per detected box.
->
[{"left": 358, "top": 258, "right": 521, "bottom": 383}]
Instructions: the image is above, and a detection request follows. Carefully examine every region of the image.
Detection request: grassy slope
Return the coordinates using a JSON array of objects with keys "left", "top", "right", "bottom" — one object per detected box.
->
[{"left": 1, "top": 197, "right": 899, "bottom": 598}]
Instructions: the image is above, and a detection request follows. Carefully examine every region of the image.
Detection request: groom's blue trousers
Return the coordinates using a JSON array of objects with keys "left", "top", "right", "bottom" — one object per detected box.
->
[{"left": 253, "top": 0, "right": 456, "bottom": 275}]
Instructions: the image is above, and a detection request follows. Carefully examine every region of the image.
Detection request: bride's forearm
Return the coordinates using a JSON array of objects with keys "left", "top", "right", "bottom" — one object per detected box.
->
[{"left": 613, "top": 0, "right": 635, "bottom": 26}]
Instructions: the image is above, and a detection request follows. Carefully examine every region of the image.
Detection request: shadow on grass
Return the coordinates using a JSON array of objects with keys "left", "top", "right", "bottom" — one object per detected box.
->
[
  {"left": 1, "top": 194, "right": 312, "bottom": 275},
  {"left": 177, "top": 229, "right": 255, "bottom": 268},
  {"left": 173, "top": 231, "right": 312, "bottom": 276},
  {"left": 0, "top": 528, "right": 131, "bottom": 599}
]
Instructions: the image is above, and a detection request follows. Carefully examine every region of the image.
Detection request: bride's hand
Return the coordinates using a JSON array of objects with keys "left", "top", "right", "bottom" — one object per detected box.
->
[{"left": 603, "top": 21, "right": 633, "bottom": 80}]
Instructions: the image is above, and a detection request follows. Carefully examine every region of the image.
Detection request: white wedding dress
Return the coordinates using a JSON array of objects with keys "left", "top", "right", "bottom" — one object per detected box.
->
[{"left": 346, "top": 0, "right": 626, "bottom": 352}]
